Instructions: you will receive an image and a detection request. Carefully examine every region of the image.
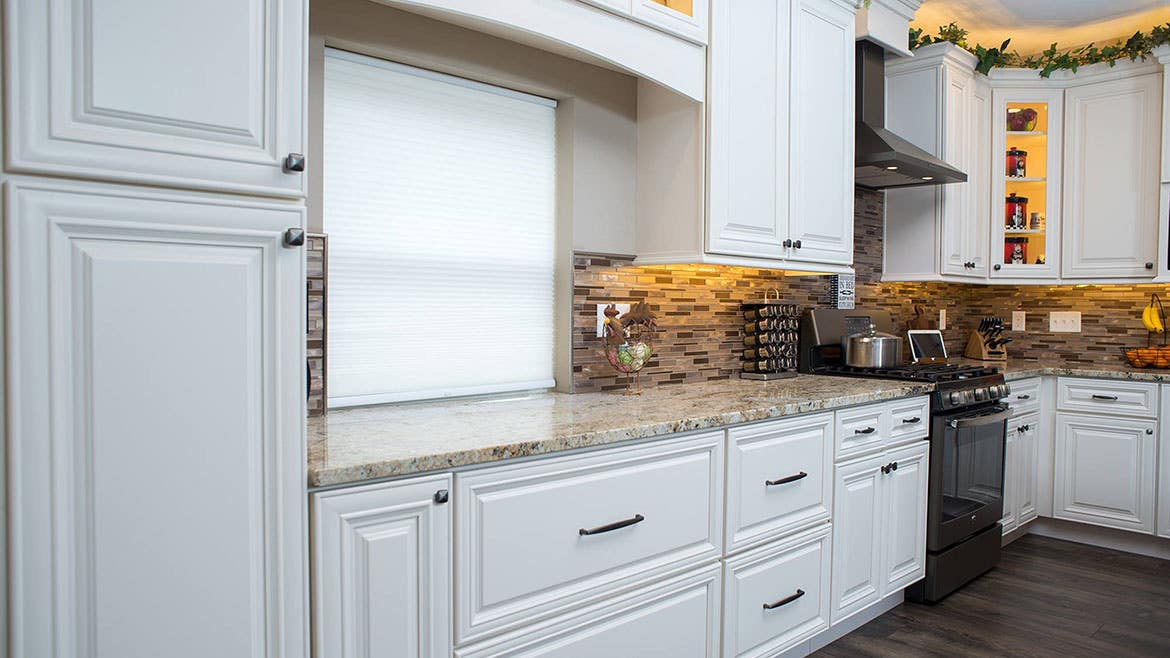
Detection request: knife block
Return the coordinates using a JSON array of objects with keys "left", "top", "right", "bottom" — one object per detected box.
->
[{"left": 964, "top": 330, "right": 1007, "bottom": 361}]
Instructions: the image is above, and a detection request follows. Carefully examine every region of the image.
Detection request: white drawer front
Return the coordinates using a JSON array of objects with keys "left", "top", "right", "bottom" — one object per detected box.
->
[
  {"left": 456, "top": 564, "right": 721, "bottom": 658},
  {"left": 834, "top": 403, "right": 887, "bottom": 460},
  {"left": 1007, "top": 378, "right": 1042, "bottom": 416},
  {"left": 726, "top": 413, "right": 833, "bottom": 552},
  {"left": 886, "top": 397, "right": 930, "bottom": 445},
  {"left": 1057, "top": 377, "right": 1159, "bottom": 418},
  {"left": 455, "top": 431, "right": 723, "bottom": 642},
  {"left": 722, "top": 526, "right": 832, "bottom": 658}
]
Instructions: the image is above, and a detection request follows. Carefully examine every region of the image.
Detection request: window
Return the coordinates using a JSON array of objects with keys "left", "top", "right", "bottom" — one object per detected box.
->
[{"left": 324, "top": 49, "right": 557, "bottom": 407}]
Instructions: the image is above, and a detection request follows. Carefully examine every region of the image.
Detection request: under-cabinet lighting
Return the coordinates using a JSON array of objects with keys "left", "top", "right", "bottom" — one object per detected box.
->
[
  {"left": 921, "top": 176, "right": 934, "bottom": 181},
  {"left": 886, "top": 166, "right": 899, "bottom": 170}
]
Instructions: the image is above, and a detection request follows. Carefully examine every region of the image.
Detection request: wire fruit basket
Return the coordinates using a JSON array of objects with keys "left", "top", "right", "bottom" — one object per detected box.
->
[{"left": 1124, "top": 294, "right": 1170, "bottom": 368}]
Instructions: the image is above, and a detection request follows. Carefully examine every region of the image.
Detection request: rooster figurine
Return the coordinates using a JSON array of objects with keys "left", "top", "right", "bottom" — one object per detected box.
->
[{"left": 601, "top": 302, "right": 657, "bottom": 393}]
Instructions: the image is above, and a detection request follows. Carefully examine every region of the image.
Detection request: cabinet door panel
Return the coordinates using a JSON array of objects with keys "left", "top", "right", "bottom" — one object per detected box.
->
[
  {"left": 787, "top": 0, "right": 854, "bottom": 266},
  {"left": 1001, "top": 421, "right": 1019, "bottom": 534},
  {"left": 1054, "top": 413, "right": 1156, "bottom": 533},
  {"left": 1062, "top": 74, "right": 1161, "bottom": 278},
  {"left": 7, "top": 181, "right": 306, "bottom": 658},
  {"left": 940, "top": 69, "right": 973, "bottom": 277},
  {"left": 830, "top": 455, "right": 883, "bottom": 624},
  {"left": 1017, "top": 414, "right": 1039, "bottom": 525},
  {"left": 1159, "top": 386, "right": 1170, "bottom": 539},
  {"left": 707, "top": 0, "right": 787, "bottom": 258},
  {"left": 880, "top": 442, "right": 928, "bottom": 594},
  {"left": 7, "top": 0, "right": 306, "bottom": 197},
  {"left": 313, "top": 475, "right": 452, "bottom": 658}
]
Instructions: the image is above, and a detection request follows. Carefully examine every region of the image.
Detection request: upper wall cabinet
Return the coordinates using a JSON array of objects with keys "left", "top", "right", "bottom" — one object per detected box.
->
[
  {"left": 638, "top": 0, "right": 857, "bottom": 274},
  {"left": 6, "top": 0, "right": 307, "bottom": 198},
  {"left": 582, "top": 0, "right": 709, "bottom": 43},
  {"left": 1062, "top": 73, "right": 1161, "bottom": 279}
]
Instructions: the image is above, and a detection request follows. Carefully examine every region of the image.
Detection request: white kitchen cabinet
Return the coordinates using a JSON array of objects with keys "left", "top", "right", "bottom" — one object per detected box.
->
[
  {"left": 721, "top": 525, "right": 832, "bottom": 658},
  {"left": 830, "top": 440, "right": 928, "bottom": 625},
  {"left": 645, "top": 0, "right": 856, "bottom": 273},
  {"left": 1001, "top": 413, "right": 1040, "bottom": 535},
  {"left": 580, "top": 0, "right": 709, "bottom": 44},
  {"left": 6, "top": 0, "right": 308, "bottom": 197},
  {"left": 1159, "top": 384, "right": 1170, "bottom": 539},
  {"left": 1054, "top": 412, "right": 1157, "bottom": 534},
  {"left": 6, "top": 180, "right": 307, "bottom": 658},
  {"left": 313, "top": 475, "right": 452, "bottom": 658},
  {"left": 786, "top": 0, "right": 856, "bottom": 267},
  {"left": 884, "top": 43, "right": 990, "bottom": 281},
  {"left": 1062, "top": 73, "right": 1162, "bottom": 278},
  {"left": 1001, "top": 425, "right": 1019, "bottom": 534}
]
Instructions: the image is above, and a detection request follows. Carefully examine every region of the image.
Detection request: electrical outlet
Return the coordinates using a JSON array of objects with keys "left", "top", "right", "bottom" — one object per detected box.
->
[
  {"left": 1012, "top": 311, "right": 1026, "bottom": 332},
  {"left": 1049, "top": 311, "right": 1082, "bottom": 333},
  {"left": 596, "top": 303, "right": 631, "bottom": 338},
  {"left": 939, "top": 309, "right": 947, "bottom": 330}
]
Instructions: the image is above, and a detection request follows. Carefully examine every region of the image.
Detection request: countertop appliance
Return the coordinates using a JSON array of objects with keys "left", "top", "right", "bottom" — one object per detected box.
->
[{"left": 800, "top": 308, "right": 1010, "bottom": 603}]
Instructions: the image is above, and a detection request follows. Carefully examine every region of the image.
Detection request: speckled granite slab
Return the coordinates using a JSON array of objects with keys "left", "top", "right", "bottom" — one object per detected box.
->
[
  {"left": 308, "top": 375, "right": 933, "bottom": 488},
  {"left": 960, "top": 359, "right": 1170, "bottom": 383}
]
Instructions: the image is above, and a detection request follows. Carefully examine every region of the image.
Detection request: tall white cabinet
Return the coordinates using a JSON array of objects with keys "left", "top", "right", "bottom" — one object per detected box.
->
[{"left": 5, "top": 1, "right": 310, "bottom": 656}]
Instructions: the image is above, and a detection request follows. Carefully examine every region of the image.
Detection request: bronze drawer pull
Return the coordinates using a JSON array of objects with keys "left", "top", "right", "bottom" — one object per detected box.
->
[
  {"left": 763, "top": 589, "right": 805, "bottom": 610},
  {"left": 1091, "top": 394, "right": 1119, "bottom": 401},
  {"left": 855, "top": 427, "right": 877, "bottom": 435},
  {"left": 766, "top": 471, "right": 808, "bottom": 486},
  {"left": 902, "top": 417, "right": 921, "bottom": 424},
  {"left": 579, "top": 514, "right": 645, "bottom": 536}
]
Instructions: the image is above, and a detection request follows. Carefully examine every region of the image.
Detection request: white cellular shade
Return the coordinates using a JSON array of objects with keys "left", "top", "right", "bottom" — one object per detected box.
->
[{"left": 324, "top": 49, "right": 557, "bottom": 407}]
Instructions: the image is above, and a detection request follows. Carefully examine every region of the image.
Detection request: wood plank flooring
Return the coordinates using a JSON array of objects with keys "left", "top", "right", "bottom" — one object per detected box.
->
[{"left": 815, "top": 534, "right": 1170, "bottom": 657}]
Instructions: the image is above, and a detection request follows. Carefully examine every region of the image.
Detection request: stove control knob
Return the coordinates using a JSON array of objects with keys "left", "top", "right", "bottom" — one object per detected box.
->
[
  {"left": 990, "top": 385, "right": 1003, "bottom": 399},
  {"left": 949, "top": 391, "right": 963, "bottom": 406},
  {"left": 974, "top": 388, "right": 987, "bottom": 401}
]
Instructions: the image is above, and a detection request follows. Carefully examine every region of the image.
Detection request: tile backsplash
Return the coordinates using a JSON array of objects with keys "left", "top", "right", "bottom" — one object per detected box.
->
[{"left": 571, "top": 187, "right": 1169, "bottom": 392}]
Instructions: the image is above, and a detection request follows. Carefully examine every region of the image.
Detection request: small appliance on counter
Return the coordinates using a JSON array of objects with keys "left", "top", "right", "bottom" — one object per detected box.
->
[
  {"left": 800, "top": 308, "right": 1010, "bottom": 603},
  {"left": 964, "top": 317, "right": 1011, "bottom": 362},
  {"left": 740, "top": 294, "right": 799, "bottom": 380}
]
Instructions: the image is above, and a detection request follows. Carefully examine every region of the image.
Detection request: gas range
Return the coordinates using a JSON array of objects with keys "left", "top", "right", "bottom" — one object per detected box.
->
[{"left": 798, "top": 309, "right": 1008, "bottom": 412}]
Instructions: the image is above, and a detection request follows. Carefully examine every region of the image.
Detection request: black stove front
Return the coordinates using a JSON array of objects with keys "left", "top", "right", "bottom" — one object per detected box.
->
[{"left": 800, "top": 308, "right": 1009, "bottom": 603}]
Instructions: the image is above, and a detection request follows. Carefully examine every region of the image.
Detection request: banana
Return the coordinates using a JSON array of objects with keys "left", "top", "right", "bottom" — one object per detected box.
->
[
  {"left": 1143, "top": 301, "right": 1165, "bottom": 333},
  {"left": 1143, "top": 304, "right": 1157, "bottom": 332}
]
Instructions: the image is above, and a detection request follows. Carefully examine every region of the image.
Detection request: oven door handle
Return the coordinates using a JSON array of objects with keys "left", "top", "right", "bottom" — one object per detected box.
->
[{"left": 947, "top": 408, "right": 1012, "bottom": 429}]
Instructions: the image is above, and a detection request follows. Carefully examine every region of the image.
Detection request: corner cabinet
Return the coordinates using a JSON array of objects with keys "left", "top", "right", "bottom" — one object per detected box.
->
[
  {"left": 6, "top": 0, "right": 308, "bottom": 198},
  {"left": 6, "top": 180, "right": 308, "bottom": 658},
  {"left": 1061, "top": 73, "right": 1162, "bottom": 279},
  {"left": 651, "top": 0, "right": 856, "bottom": 273}
]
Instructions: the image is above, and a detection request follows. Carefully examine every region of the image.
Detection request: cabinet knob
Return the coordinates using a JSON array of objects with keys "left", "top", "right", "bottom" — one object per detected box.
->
[
  {"left": 783, "top": 239, "right": 793, "bottom": 249},
  {"left": 1147, "top": 428, "right": 1155, "bottom": 435},
  {"left": 1146, "top": 262, "right": 1155, "bottom": 270},
  {"left": 793, "top": 240, "right": 802, "bottom": 249},
  {"left": 283, "top": 152, "right": 306, "bottom": 173},
  {"left": 434, "top": 489, "right": 449, "bottom": 504},
  {"left": 994, "top": 264, "right": 1002, "bottom": 271},
  {"left": 283, "top": 227, "right": 305, "bottom": 248}
]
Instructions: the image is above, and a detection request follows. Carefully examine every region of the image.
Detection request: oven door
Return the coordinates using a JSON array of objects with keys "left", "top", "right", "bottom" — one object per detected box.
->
[{"left": 927, "top": 405, "right": 1010, "bottom": 552}]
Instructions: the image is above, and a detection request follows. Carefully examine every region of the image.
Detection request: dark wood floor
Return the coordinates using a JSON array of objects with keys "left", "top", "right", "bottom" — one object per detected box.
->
[{"left": 815, "top": 534, "right": 1170, "bottom": 657}]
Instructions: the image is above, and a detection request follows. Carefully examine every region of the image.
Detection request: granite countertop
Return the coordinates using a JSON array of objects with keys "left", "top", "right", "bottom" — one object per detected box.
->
[
  {"left": 960, "top": 358, "right": 1170, "bottom": 383},
  {"left": 307, "top": 376, "right": 933, "bottom": 488}
]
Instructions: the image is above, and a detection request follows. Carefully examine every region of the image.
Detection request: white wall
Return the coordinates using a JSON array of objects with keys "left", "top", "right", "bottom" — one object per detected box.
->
[{"left": 308, "top": 0, "right": 639, "bottom": 256}]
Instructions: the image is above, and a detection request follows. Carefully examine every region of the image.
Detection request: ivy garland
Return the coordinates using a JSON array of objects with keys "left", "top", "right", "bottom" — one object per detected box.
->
[{"left": 909, "top": 22, "right": 1170, "bottom": 77}]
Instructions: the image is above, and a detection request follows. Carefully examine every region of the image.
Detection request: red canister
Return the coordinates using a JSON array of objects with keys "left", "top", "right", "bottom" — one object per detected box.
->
[
  {"left": 1005, "top": 193, "right": 1028, "bottom": 229},
  {"left": 1006, "top": 147, "right": 1027, "bottom": 178}
]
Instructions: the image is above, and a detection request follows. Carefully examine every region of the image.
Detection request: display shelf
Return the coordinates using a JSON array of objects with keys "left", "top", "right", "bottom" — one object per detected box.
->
[
  {"left": 1006, "top": 177, "right": 1045, "bottom": 183},
  {"left": 1004, "top": 229, "right": 1046, "bottom": 235},
  {"left": 1006, "top": 130, "right": 1046, "bottom": 136}
]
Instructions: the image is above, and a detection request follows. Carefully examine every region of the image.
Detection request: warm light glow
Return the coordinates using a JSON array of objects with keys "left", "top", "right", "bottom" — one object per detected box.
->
[
  {"left": 886, "top": 166, "right": 899, "bottom": 170},
  {"left": 922, "top": 176, "right": 934, "bottom": 180}
]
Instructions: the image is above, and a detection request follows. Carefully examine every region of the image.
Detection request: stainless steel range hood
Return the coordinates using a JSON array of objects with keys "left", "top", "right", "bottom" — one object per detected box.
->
[{"left": 854, "top": 41, "right": 968, "bottom": 189}]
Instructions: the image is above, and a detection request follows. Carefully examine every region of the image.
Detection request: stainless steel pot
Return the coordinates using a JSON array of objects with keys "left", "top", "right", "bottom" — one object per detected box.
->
[{"left": 842, "top": 323, "right": 902, "bottom": 368}]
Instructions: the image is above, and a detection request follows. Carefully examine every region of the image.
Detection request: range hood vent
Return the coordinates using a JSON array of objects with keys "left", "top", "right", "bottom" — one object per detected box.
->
[{"left": 854, "top": 40, "right": 968, "bottom": 189}]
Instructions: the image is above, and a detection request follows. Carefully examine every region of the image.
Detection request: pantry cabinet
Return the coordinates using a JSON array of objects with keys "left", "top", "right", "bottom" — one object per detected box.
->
[
  {"left": 1062, "top": 73, "right": 1162, "bottom": 279},
  {"left": 6, "top": 180, "right": 308, "bottom": 658},
  {"left": 647, "top": 0, "right": 856, "bottom": 273},
  {"left": 6, "top": 0, "right": 308, "bottom": 197}
]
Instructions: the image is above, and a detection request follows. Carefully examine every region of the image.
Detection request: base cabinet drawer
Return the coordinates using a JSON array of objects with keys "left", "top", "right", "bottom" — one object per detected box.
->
[
  {"left": 886, "top": 397, "right": 930, "bottom": 445},
  {"left": 722, "top": 525, "right": 832, "bottom": 658},
  {"left": 834, "top": 404, "right": 887, "bottom": 459},
  {"left": 1006, "top": 377, "right": 1042, "bottom": 416},
  {"left": 1054, "top": 412, "right": 1157, "bottom": 533},
  {"left": 312, "top": 474, "right": 453, "bottom": 658},
  {"left": 726, "top": 413, "right": 833, "bottom": 552},
  {"left": 455, "top": 431, "right": 724, "bottom": 642},
  {"left": 1056, "top": 377, "right": 1158, "bottom": 418},
  {"left": 456, "top": 565, "right": 722, "bottom": 658}
]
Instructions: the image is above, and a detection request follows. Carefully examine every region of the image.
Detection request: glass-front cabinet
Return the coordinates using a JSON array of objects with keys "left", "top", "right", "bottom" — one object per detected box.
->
[
  {"left": 580, "top": 0, "right": 709, "bottom": 43},
  {"left": 990, "top": 88, "right": 1063, "bottom": 279}
]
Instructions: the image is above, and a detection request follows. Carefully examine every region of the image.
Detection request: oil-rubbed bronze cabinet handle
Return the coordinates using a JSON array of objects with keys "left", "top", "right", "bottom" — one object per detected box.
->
[
  {"left": 579, "top": 514, "right": 645, "bottom": 536},
  {"left": 1091, "top": 394, "right": 1119, "bottom": 401},
  {"left": 855, "top": 427, "right": 877, "bottom": 435},
  {"left": 763, "top": 589, "right": 805, "bottom": 610},
  {"left": 902, "top": 417, "right": 921, "bottom": 424},
  {"left": 766, "top": 471, "right": 808, "bottom": 486},
  {"left": 1017, "top": 394, "right": 1031, "bottom": 400}
]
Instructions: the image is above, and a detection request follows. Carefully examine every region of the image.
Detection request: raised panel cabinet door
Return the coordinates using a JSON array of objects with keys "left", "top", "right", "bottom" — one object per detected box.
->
[
  {"left": 1017, "top": 414, "right": 1040, "bottom": 525},
  {"left": 786, "top": 0, "right": 855, "bottom": 266},
  {"left": 1062, "top": 73, "right": 1161, "bottom": 278},
  {"left": 706, "top": 0, "right": 789, "bottom": 259},
  {"left": 879, "top": 442, "right": 928, "bottom": 594},
  {"left": 6, "top": 180, "right": 307, "bottom": 658},
  {"left": 967, "top": 77, "right": 992, "bottom": 275},
  {"left": 7, "top": 0, "right": 307, "bottom": 197},
  {"left": 939, "top": 66, "right": 974, "bottom": 278},
  {"left": 1054, "top": 413, "right": 1157, "bottom": 534},
  {"left": 725, "top": 412, "right": 833, "bottom": 553},
  {"left": 1160, "top": 385, "right": 1170, "bottom": 539},
  {"left": 313, "top": 474, "right": 452, "bottom": 658},
  {"left": 829, "top": 455, "right": 884, "bottom": 624},
  {"left": 1000, "top": 420, "right": 1019, "bottom": 534}
]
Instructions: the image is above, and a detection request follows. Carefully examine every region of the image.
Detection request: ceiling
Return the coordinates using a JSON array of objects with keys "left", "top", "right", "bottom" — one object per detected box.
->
[{"left": 912, "top": 0, "right": 1170, "bottom": 56}]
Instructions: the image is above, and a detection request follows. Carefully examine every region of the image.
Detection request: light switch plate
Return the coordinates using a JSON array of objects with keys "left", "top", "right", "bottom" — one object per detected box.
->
[
  {"left": 1049, "top": 311, "right": 1081, "bottom": 333},
  {"left": 596, "top": 303, "right": 631, "bottom": 338},
  {"left": 1012, "top": 311, "right": 1026, "bottom": 332},
  {"left": 939, "top": 309, "right": 947, "bottom": 331}
]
